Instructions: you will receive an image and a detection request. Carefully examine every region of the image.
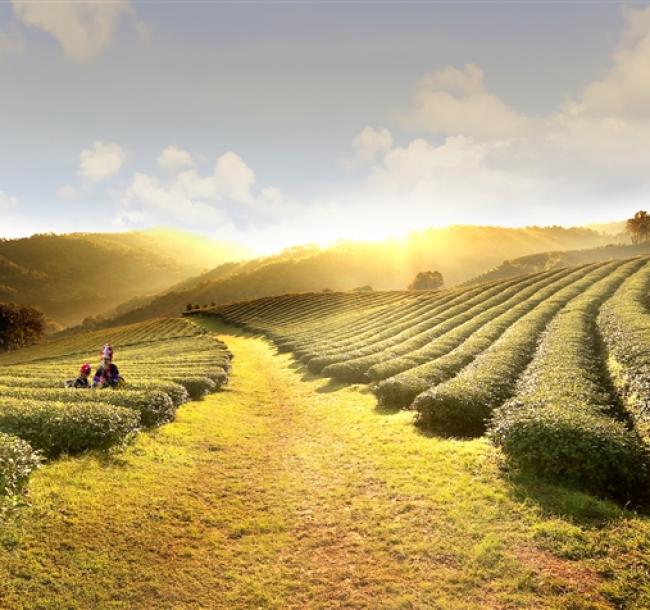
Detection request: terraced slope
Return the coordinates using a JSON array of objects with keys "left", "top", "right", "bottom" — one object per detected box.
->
[
  {"left": 198, "top": 257, "right": 650, "bottom": 499},
  {"left": 0, "top": 317, "right": 231, "bottom": 499}
]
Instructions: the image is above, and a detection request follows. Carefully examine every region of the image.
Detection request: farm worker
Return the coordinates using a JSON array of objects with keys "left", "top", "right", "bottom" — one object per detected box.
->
[
  {"left": 93, "top": 344, "right": 121, "bottom": 389},
  {"left": 64, "top": 363, "right": 92, "bottom": 388}
]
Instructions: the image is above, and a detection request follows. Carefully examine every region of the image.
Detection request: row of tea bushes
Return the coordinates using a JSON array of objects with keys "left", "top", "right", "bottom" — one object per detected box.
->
[
  {"left": 374, "top": 264, "right": 597, "bottom": 407},
  {"left": 598, "top": 260, "right": 650, "bottom": 442},
  {"left": 489, "top": 258, "right": 650, "bottom": 500},
  {"left": 198, "top": 256, "right": 650, "bottom": 500},
  {"left": 0, "top": 317, "right": 231, "bottom": 500},
  {"left": 411, "top": 260, "right": 629, "bottom": 436}
]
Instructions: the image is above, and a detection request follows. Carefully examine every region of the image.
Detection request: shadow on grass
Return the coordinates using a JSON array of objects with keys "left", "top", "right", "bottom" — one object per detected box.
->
[
  {"left": 501, "top": 468, "right": 637, "bottom": 526},
  {"left": 92, "top": 448, "right": 131, "bottom": 469},
  {"left": 374, "top": 401, "right": 407, "bottom": 415}
]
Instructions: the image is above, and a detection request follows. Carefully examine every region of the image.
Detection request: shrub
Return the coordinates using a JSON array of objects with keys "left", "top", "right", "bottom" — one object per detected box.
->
[
  {"left": 489, "top": 404, "right": 650, "bottom": 500},
  {"left": 598, "top": 259, "right": 650, "bottom": 441},
  {"left": 204, "top": 367, "right": 228, "bottom": 387},
  {"left": 0, "top": 303, "right": 45, "bottom": 352},
  {"left": 0, "top": 387, "right": 176, "bottom": 428},
  {"left": 0, "top": 432, "right": 40, "bottom": 496},
  {"left": 413, "top": 261, "right": 627, "bottom": 436},
  {"left": 136, "top": 381, "right": 190, "bottom": 408},
  {"left": 0, "top": 398, "right": 140, "bottom": 456},
  {"left": 488, "top": 257, "right": 649, "bottom": 500},
  {"left": 172, "top": 377, "right": 217, "bottom": 400}
]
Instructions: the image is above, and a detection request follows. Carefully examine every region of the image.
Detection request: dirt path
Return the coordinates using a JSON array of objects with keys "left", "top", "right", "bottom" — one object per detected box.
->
[{"left": 0, "top": 328, "right": 631, "bottom": 609}]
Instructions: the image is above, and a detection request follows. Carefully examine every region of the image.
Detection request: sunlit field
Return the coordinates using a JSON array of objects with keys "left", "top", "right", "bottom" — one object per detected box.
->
[
  {"left": 4, "top": 1, "right": 650, "bottom": 608},
  {"left": 1, "top": 322, "right": 649, "bottom": 609}
]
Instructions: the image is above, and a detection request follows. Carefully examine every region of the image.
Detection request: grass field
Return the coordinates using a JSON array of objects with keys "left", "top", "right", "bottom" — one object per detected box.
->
[{"left": 1, "top": 321, "right": 649, "bottom": 609}]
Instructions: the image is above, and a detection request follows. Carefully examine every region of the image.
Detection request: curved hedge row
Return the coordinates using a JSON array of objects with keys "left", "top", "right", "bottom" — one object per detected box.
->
[
  {"left": 411, "top": 260, "right": 631, "bottom": 436},
  {"left": 0, "top": 387, "right": 176, "bottom": 428},
  {"left": 0, "top": 317, "right": 231, "bottom": 495},
  {"left": 489, "top": 258, "right": 650, "bottom": 499},
  {"left": 598, "top": 260, "right": 650, "bottom": 442},
  {"left": 374, "top": 265, "right": 594, "bottom": 406},
  {"left": 0, "top": 398, "right": 140, "bottom": 456}
]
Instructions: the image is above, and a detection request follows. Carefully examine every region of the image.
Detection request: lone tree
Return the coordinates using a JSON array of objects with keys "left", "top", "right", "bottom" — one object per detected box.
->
[
  {"left": 627, "top": 210, "right": 650, "bottom": 244},
  {"left": 408, "top": 271, "right": 444, "bottom": 290}
]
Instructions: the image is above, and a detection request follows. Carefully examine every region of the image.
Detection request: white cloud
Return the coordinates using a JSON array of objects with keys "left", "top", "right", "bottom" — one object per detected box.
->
[
  {"left": 400, "top": 64, "right": 528, "bottom": 140},
  {"left": 0, "top": 191, "right": 18, "bottom": 209},
  {"left": 158, "top": 145, "right": 193, "bottom": 173},
  {"left": 566, "top": 6, "right": 650, "bottom": 118},
  {"left": 11, "top": 0, "right": 145, "bottom": 62},
  {"left": 79, "top": 141, "right": 126, "bottom": 182},
  {"left": 345, "top": 126, "right": 393, "bottom": 167},
  {"left": 364, "top": 135, "right": 537, "bottom": 226},
  {"left": 115, "top": 148, "right": 298, "bottom": 233},
  {"left": 120, "top": 172, "right": 227, "bottom": 227},
  {"left": 385, "top": 6, "right": 650, "bottom": 228},
  {"left": 214, "top": 152, "right": 256, "bottom": 203}
]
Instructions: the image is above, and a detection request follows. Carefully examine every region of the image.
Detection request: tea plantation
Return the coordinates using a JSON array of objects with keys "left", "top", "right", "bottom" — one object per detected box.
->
[
  {"left": 198, "top": 257, "right": 650, "bottom": 500},
  {"left": 0, "top": 317, "right": 231, "bottom": 498}
]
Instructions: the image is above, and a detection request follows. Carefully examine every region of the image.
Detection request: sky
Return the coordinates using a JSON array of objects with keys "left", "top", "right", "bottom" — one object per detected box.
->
[{"left": 1, "top": 0, "right": 650, "bottom": 253}]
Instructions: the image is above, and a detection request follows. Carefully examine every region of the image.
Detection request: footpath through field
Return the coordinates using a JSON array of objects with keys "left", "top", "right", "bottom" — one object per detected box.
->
[{"left": 1, "top": 323, "right": 648, "bottom": 609}]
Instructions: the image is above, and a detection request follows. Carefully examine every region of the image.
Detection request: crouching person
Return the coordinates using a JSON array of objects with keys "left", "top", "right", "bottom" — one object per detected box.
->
[
  {"left": 93, "top": 344, "right": 121, "bottom": 389},
  {"left": 65, "top": 363, "right": 92, "bottom": 388}
]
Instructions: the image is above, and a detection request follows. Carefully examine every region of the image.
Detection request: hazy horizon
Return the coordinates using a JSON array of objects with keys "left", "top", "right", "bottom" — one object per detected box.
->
[{"left": 2, "top": 1, "right": 650, "bottom": 253}]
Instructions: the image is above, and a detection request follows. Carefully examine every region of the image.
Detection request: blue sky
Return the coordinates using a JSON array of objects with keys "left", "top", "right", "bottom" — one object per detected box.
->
[{"left": 1, "top": 1, "right": 649, "bottom": 252}]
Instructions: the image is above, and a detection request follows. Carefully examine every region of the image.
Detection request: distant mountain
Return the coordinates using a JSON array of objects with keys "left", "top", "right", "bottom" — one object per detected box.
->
[
  {"left": 87, "top": 225, "right": 619, "bottom": 329},
  {"left": 0, "top": 229, "right": 251, "bottom": 326},
  {"left": 465, "top": 241, "right": 650, "bottom": 285},
  {"left": 585, "top": 220, "right": 627, "bottom": 236}
]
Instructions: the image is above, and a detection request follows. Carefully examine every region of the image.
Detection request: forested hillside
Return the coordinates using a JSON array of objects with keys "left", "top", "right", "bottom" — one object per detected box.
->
[
  {"left": 0, "top": 229, "right": 249, "bottom": 326},
  {"left": 93, "top": 225, "right": 617, "bottom": 328}
]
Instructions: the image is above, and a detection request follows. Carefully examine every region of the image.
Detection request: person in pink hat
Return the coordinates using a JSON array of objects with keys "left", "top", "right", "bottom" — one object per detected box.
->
[{"left": 93, "top": 344, "right": 121, "bottom": 389}]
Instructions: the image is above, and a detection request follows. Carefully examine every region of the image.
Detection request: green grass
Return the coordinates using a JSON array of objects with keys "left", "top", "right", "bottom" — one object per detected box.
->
[{"left": 1, "top": 320, "right": 649, "bottom": 609}]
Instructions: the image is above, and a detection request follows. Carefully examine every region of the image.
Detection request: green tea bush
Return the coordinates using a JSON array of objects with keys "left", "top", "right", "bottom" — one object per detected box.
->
[
  {"left": 488, "top": 257, "right": 650, "bottom": 499},
  {"left": 598, "top": 259, "right": 650, "bottom": 441},
  {"left": 137, "top": 381, "right": 190, "bottom": 407},
  {"left": 490, "top": 404, "right": 649, "bottom": 500},
  {"left": 0, "top": 398, "right": 140, "bottom": 456},
  {"left": 374, "top": 265, "right": 593, "bottom": 406},
  {"left": 172, "top": 376, "right": 217, "bottom": 400},
  {"left": 0, "top": 387, "right": 175, "bottom": 428},
  {"left": 413, "top": 261, "right": 628, "bottom": 436},
  {"left": 205, "top": 367, "right": 228, "bottom": 387},
  {"left": 300, "top": 277, "right": 533, "bottom": 370},
  {"left": 320, "top": 271, "right": 561, "bottom": 381},
  {"left": 0, "top": 432, "right": 40, "bottom": 496}
]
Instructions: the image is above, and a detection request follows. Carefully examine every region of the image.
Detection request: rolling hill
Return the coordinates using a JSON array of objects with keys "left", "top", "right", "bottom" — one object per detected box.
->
[
  {"left": 465, "top": 241, "right": 650, "bottom": 285},
  {"left": 87, "top": 225, "right": 620, "bottom": 329},
  {"left": 0, "top": 229, "right": 250, "bottom": 327}
]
